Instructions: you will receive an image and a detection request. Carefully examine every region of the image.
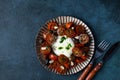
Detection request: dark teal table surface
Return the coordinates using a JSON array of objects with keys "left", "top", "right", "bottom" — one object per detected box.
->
[{"left": 0, "top": 0, "right": 120, "bottom": 80}]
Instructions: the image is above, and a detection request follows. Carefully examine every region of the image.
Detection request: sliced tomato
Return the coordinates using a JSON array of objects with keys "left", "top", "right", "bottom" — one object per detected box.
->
[
  {"left": 65, "top": 22, "right": 73, "bottom": 29},
  {"left": 49, "top": 54, "right": 58, "bottom": 60},
  {"left": 63, "top": 63, "right": 70, "bottom": 69},
  {"left": 47, "top": 22, "right": 58, "bottom": 30},
  {"left": 75, "top": 58, "right": 83, "bottom": 64},
  {"left": 81, "top": 55, "right": 88, "bottom": 60}
]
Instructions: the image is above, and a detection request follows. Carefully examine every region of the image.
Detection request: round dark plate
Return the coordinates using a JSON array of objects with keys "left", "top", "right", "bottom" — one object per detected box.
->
[{"left": 35, "top": 16, "right": 95, "bottom": 75}]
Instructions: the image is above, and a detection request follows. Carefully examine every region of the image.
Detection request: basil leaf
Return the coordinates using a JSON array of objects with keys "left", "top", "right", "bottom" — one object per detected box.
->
[
  {"left": 58, "top": 47, "right": 63, "bottom": 50},
  {"left": 60, "top": 37, "right": 66, "bottom": 43},
  {"left": 66, "top": 43, "right": 72, "bottom": 50}
]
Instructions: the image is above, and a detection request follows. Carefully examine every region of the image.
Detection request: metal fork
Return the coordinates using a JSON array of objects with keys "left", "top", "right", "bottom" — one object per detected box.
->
[{"left": 78, "top": 40, "right": 110, "bottom": 80}]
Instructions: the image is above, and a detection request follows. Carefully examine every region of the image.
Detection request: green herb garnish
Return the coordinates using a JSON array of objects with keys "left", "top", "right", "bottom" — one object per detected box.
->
[
  {"left": 66, "top": 47, "right": 70, "bottom": 50},
  {"left": 58, "top": 47, "right": 63, "bottom": 50},
  {"left": 66, "top": 43, "right": 72, "bottom": 50},
  {"left": 68, "top": 44, "right": 72, "bottom": 47},
  {"left": 60, "top": 37, "right": 66, "bottom": 43}
]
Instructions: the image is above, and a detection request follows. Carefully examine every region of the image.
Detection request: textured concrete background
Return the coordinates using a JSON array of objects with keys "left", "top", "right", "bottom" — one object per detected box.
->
[{"left": 0, "top": 0, "right": 120, "bottom": 80}]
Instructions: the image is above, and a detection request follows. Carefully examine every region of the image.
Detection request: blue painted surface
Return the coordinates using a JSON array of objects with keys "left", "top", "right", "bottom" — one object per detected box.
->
[{"left": 0, "top": 0, "right": 120, "bottom": 80}]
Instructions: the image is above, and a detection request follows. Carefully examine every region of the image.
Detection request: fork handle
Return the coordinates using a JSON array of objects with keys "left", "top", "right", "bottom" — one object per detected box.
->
[
  {"left": 86, "top": 62, "right": 103, "bottom": 80},
  {"left": 78, "top": 64, "right": 93, "bottom": 80}
]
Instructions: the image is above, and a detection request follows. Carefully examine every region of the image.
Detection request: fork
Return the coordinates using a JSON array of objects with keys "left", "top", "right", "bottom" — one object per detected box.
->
[{"left": 78, "top": 40, "right": 110, "bottom": 80}]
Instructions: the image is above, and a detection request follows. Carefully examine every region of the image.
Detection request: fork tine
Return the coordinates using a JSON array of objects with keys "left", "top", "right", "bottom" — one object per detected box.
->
[
  {"left": 97, "top": 40, "right": 105, "bottom": 48},
  {"left": 97, "top": 40, "right": 110, "bottom": 51},
  {"left": 100, "top": 40, "right": 110, "bottom": 51},
  {"left": 98, "top": 40, "right": 106, "bottom": 49},
  {"left": 100, "top": 40, "right": 108, "bottom": 50},
  {"left": 102, "top": 42, "right": 110, "bottom": 50}
]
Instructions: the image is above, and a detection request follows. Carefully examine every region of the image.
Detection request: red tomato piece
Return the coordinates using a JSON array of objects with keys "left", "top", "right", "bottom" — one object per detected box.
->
[
  {"left": 47, "top": 22, "right": 58, "bottom": 30},
  {"left": 63, "top": 63, "right": 70, "bottom": 69},
  {"left": 75, "top": 43, "right": 84, "bottom": 47},
  {"left": 65, "top": 22, "right": 73, "bottom": 29},
  {"left": 49, "top": 54, "right": 58, "bottom": 60},
  {"left": 81, "top": 55, "right": 88, "bottom": 60}
]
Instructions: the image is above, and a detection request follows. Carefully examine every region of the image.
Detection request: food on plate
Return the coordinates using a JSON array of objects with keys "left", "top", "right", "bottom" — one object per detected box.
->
[
  {"left": 49, "top": 53, "right": 58, "bottom": 60},
  {"left": 65, "top": 22, "right": 73, "bottom": 29},
  {"left": 40, "top": 42, "right": 51, "bottom": 55},
  {"left": 52, "top": 36, "right": 74, "bottom": 58},
  {"left": 57, "top": 25, "right": 66, "bottom": 36},
  {"left": 65, "top": 29, "right": 76, "bottom": 38},
  {"left": 72, "top": 47, "right": 83, "bottom": 57},
  {"left": 75, "top": 25, "right": 85, "bottom": 35},
  {"left": 43, "top": 31, "right": 56, "bottom": 45},
  {"left": 39, "top": 22, "right": 90, "bottom": 74},
  {"left": 58, "top": 54, "right": 69, "bottom": 65},
  {"left": 47, "top": 22, "right": 58, "bottom": 30},
  {"left": 79, "top": 34, "right": 90, "bottom": 44}
]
